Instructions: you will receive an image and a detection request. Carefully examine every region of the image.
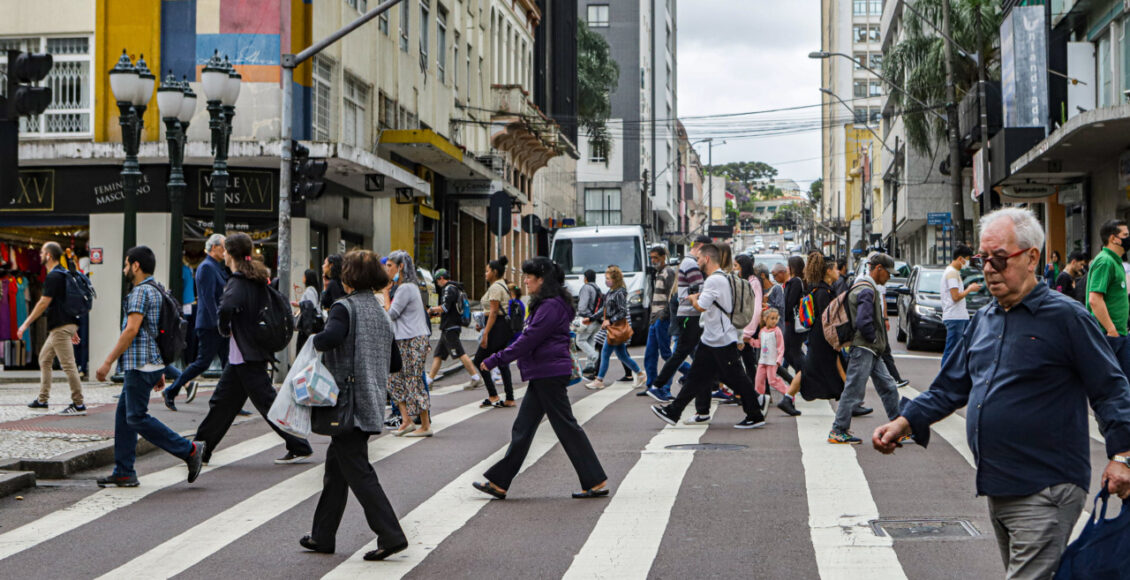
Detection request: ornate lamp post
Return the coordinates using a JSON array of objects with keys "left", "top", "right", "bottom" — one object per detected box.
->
[
  {"left": 201, "top": 51, "right": 241, "bottom": 235},
  {"left": 108, "top": 50, "right": 154, "bottom": 253},
  {"left": 158, "top": 73, "right": 197, "bottom": 300}
]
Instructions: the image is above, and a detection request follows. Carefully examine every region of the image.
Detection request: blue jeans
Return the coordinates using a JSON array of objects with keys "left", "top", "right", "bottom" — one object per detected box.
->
[
  {"left": 941, "top": 319, "right": 969, "bottom": 369},
  {"left": 644, "top": 319, "right": 672, "bottom": 387},
  {"left": 598, "top": 341, "right": 641, "bottom": 380},
  {"left": 833, "top": 348, "right": 901, "bottom": 433},
  {"left": 114, "top": 369, "right": 194, "bottom": 477}
]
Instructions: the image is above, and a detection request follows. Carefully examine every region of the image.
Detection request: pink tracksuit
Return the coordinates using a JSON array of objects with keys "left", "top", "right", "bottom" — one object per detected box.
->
[{"left": 751, "top": 325, "right": 789, "bottom": 396}]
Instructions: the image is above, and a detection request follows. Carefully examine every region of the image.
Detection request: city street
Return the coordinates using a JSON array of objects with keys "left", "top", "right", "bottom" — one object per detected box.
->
[{"left": 0, "top": 328, "right": 1121, "bottom": 579}]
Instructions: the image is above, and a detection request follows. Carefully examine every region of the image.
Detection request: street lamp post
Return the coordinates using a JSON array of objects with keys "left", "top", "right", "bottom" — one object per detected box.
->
[
  {"left": 201, "top": 51, "right": 241, "bottom": 235},
  {"left": 108, "top": 50, "right": 155, "bottom": 255},
  {"left": 158, "top": 73, "right": 197, "bottom": 301}
]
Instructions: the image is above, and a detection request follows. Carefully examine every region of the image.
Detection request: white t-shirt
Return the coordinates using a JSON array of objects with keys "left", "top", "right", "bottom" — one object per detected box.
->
[
  {"left": 940, "top": 265, "right": 968, "bottom": 320},
  {"left": 698, "top": 271, "right": 738, "bottom": 348}
]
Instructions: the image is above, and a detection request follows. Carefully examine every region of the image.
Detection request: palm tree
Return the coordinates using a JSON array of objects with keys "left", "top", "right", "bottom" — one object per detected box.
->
[{"left": 884, "top": 0, "right": 1002, "bottom": 155}]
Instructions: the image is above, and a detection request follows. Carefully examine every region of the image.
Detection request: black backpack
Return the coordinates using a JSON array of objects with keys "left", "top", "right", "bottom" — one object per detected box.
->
[
  {"left": 61, "top": 269, "right": 96, "bottom": 318},
  {"left": 1073, "top": 271, "right": 1089, "bottom": 305},
  {"left": 586, "top": 283, "right": 605, "bottom": 320},
  {"left": 255, "top": 284, "right": 295, "bottom": 353},
  {"left": 142, "top": 281, "right": 187, "bottom": 365}
]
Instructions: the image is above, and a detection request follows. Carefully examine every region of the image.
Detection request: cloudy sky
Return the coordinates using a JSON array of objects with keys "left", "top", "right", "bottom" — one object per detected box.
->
[{"left": 677, "top": 0, "right": 823, "bottom": 190}]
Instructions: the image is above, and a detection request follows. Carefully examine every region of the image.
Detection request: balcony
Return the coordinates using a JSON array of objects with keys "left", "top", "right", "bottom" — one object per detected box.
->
[{"left": 490, "top": 84, "right": 578, "bottom": 176}]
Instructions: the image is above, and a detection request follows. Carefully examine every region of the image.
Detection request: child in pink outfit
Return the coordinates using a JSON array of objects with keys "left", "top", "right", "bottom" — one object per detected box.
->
[{"left": 751, "top": 308, "right": 789, "bottom": 396}]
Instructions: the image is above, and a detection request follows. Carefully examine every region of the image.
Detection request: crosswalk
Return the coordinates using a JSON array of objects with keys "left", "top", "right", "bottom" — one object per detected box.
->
[{"left": 1, "top": 373, "right": 1120, "bottom": 580}]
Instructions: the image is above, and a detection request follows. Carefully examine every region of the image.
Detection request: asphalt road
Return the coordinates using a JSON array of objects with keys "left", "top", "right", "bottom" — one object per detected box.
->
[{"left": 0, "top": 327, "right": 1122, "bottom": 579}]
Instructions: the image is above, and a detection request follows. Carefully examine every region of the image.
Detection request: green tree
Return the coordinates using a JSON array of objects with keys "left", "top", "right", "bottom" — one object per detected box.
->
[
  {"left": 578, "top": 20, "right": 620, "bottom": 165},
  {"left": 884, "top": 0, "right": 1002, "bottom": 154},
  {"left": 709, "top": 161, "right": 779, "bottom": 193},
  {"left": 809, "top": 178, "right": 823, "bottom": 206}
]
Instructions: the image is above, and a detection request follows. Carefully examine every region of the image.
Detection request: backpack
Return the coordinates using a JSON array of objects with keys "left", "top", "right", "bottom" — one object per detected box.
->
[
  {"left": 451, "top": 284, "right": 472, "bottom": 327},
  {"left": 142, "top": 280, "right": 187, "bottom": 366},
  {"left": 1073, "top": 271, "right": 1088, "bottom": 305},
  {"left": 797, "top": 292, "right": 816, "bottom": 330},
  {"left": 508, "top": 299, "right": 525, "bottom": 334},
  {"left": 588, "top": 283, "right": 605, "bottom": 320},
  {"left": 254, "top": 284, "right": 296, "bottom": 353},
  {"left": 715, "top": 271, "right": 757, "bottom": 329},
  {"left": 822, "top": 281, "right": 870, "bottom": 351},
  {"left": 61, "top": 269, "right": 96, "bottom": 318},
  {"left": 296, "top": 301, "right": 325, "bottom": 335}
]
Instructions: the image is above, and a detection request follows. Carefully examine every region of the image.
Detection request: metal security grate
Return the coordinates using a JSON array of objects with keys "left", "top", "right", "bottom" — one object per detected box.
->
[
  {"left": 870, "top": 519, "right": 981, "bottom": 540},
  {"left": 664, "top": 443, "right": 748, "bottom": 451}
]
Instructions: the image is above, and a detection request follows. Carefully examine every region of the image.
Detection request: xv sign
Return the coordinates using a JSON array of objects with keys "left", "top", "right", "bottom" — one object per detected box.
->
[
  {"left": 197, "top": 168, "right": 276, "bottom": 213},
  {"left": 4, "top": 168, "right": 54, "bottom": 212}
]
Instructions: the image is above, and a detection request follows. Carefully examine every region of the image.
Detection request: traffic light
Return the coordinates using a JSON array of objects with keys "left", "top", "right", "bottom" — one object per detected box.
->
[
  {"left": 291, "top": 140, "right": 327, "bottom": 201},
  {"left": 4, "top": 50, "right": 53, "bottom": 119}
]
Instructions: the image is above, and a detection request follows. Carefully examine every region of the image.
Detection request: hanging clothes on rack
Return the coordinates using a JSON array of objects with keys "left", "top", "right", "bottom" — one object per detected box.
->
[{"left": 16, "top": 275, "right": 29, "bottom": 358}]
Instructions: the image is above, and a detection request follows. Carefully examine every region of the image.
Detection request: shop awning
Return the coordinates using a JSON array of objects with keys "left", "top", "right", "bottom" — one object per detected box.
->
[
  {"left": 1006, "top": 104, "right": 1130, "bottom": 186},
  {"left": 380, "top": 129, "right": 492, "bottom": 180}
]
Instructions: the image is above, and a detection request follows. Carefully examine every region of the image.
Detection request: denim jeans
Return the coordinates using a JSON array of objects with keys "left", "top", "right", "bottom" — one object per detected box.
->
[
  {"left": 832, "top": 348, "right": 901, "bottom": 434},
  {"left": 114, "top": 369, "right": 194, "bottom": 477},
  {"left": 598, "top": 341, "right": 640, "bottom": 379},
  {"left": 644, "top": 318, "right": 672, "bottom": 386},
  {"left": 941, "top": 319, "right": 969, "bottom": 369}
]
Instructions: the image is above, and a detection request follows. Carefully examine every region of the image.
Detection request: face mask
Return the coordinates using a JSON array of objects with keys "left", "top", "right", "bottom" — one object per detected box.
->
[{"left": 393, "top": 273, "right": 400, "bottom": 283}]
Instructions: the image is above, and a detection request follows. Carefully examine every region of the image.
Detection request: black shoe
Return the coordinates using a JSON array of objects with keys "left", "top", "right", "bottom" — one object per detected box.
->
[
  {"left": 185, "top": 381, "right": 199, "bottom": 403},
  {"left": 162, "top": 389, "right": 177, "bottom": 412},
  {"left": 852, "top": 405, "right": 874, "bottom": 417},
  {"left": 27, "top": 399, "right": 48, "bottom": 409},
  {"left": 299, "top": 534, "right": 335, "bottom": 554},
  {"left": 617, "top": 373, "right": 634, "bottom": 383},
  {"left": 57, "top": 404, "right": 87, "bottom": 416},
  {"left": 734, "top": 417, "right": 767, "bottom": 429},
  {"left": 364, "top": 541, "right": 409, "bottom": 561},
  {"left": 895, "top": 379, "right": 910, "bottom": 389},
  {"left": 650, "top": 404, "right": 678, "bottom": 426},
  {"left": 636, "top": 389, "right": 651, "bottom": 397},
  {"left": 777, "top": 396, "right": 802, "bottom": 416},
  {"left": 186, "top": 441, "right": 206, "bottom": 483},
  {"left": 275, "top": 452, "right": 312, "bottom": 465},
  {"left": 96, "top": 473, "right": 139, "bottom": 487},
  {"left": 236, "top": 409, "right": 253, "bottom": 416}
]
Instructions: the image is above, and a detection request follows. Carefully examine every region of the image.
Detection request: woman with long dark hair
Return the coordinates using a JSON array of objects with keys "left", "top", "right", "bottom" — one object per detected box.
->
[
  {"left": 321, "top": 254, "right": 346, "bottom": 311},
  {"left": 383, "top": 250, "right": 432, "bottom": 436},
  {"left": 294, "top": 268, "right": 322, "bottom": 351},
  {"left": 473, "top": 257, "right": 610, "bottom": 500},
  {"left": 781, "top": 255, "right": 806, "bottom": 374},
  {"left": 472, "top": 256, "right": 516, "bottom": 408},
  {"left": 193, "top": 233, "right": 313, "bottom": 465},
  {"left": 791, "top": 253, "right": 845, "bottom": 405}
]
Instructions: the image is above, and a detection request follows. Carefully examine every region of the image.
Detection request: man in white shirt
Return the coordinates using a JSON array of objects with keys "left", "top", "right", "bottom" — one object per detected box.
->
[
  {"left": 940, "top": 245, "right": 981, "bottom": 368},
  {"left": 650, "top": 243, "right": 767, "bottom": 429}
]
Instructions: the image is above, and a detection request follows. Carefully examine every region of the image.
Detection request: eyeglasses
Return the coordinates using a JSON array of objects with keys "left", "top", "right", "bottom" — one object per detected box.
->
[{"left": 973, "top": 248, "right": 1030, "bottom": 272}]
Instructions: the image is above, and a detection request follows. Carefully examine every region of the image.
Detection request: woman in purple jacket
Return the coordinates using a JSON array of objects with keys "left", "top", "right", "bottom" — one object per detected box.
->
[{"left": 473, "top": 257, "right": 610, "bottom": 500}]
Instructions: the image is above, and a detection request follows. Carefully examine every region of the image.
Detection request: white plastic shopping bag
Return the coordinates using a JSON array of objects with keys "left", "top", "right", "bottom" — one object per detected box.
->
[
  {"left": 268, "top": 377, "right": 311, "bottom": 438},
  {"left": 288, "top": 340, "right": 340, "bottom": 407}
]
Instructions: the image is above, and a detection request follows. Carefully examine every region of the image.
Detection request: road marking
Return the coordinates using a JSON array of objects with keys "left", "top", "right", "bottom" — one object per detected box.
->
[
  {"left": 0, "top": 432, "right": 282, "bottom": 561},
  {"left": 97, "top": 387, "right": 528, "bottom": 580},
  {"left": 891, "top": 353, "right": 941, "bottom": 361},
  {"left": 562, "top": 406, "right": 714, "bottom": 579},
  {"left": 794, "top": 397, "right": 907, "bottom": 580},
  {"left": 322, "top": 384, "right": 633, "bottom": 580}
]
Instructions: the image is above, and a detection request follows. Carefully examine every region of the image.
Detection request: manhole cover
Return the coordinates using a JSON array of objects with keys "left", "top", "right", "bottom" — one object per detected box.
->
[
  {"left": 664, "top": 443, "right": 748, "bottom": 451},
  {"left": 870, "top": 519, "right": 981, "bottom": 540}
]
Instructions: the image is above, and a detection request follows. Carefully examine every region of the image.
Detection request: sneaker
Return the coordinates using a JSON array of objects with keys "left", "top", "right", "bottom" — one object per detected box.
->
[
  {"left": 384, "top": 416, "right": 403, "bottom": 429},
  {"left": 186, "top": 441, "right": 206, "bottom": 483},
  {"left": 720, "top": 398, "right": 741, "bottom": 406},
  {"left": 633, "top": 374, "right": 647, "bottom": 388},
  {"left": 895, "top": 379, "right": 910, "bottom": 389},
  {"left": 897, "top": 434, "right": 915, "bottom": 445},
  {"left": 827, "top": 430, "right": 862, "bottom": 444},
  {"left": 58, "top": 403, "right": 87, "bottom": 416},
  {"left": 777, "top": 396, "right": 802, "bottom": 416},
  {"left": 646, "top": 388, "right": 672, "bottom": 403},
  {"left": 585, "top": 379, "right": 605, "bottom": 390},
  {"left": 27, "top": 399, "right": 48, "bottom": 409},
  {"left": 275, "top": 452, "right": 313, "bottom": 465},
  {"left": 465, "top": 375, "right": 484, "bottom": 390},
  {"left": 236, "top": 409, "right": 253, "bottom": 416},
  {"left": 758, "top": 394, "right": 771, "bottom": 417},
  {"left": 185, "top": 381, "right": 199, "bottom": 403},
  {"left": 712, "top": 389, "right": 734, "bottom": 401},
  {"left": 677, "top": 374, "right": 688, "bottom": 386},
  {"left": 683, "top": 414, "right": 711, "bottom": 425},
  {"left": 852, "top": 405, "right": 874, "bottom": 417},
  {"left": 617, "top": 373, "right": 635, "bottom": 383},
  {"left": 650, "top": 404, "right": 678, "bottom": 426},
  {"left": 96, "top": 473, "right": 139, "bottom": 488},
  {"left": 734, "top": 417, "right": 767, "bottom": 429},
  {"left": 162, "top": 389, "right": 178, "bottom": 412}
]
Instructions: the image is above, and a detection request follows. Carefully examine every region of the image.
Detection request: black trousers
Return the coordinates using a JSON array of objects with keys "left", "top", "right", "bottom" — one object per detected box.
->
[
  {"left": 782, "top": 329, "right": 805, "bottom": 374},
  {"left": 311, "top": 428, "right": 406, "bottom": 550},
  {"left": 881, "top": 343, "right": 903, "bottom": 382},
  {"left": 167, "top": 328, "right": 230, "bottom": 397},
  {"left": 484, "top": 375, "right": 606, "bottom": 491},
  {"left": 473, "top": 345, "right": 514, "bottom": 401},
  {"left": 668, "top": 343, "right": 765, "bottom": 423},
  {"left": 653, "top": 316, "right": 702, "bottom": 388},
  {"left": 194, "top": 361, "right": 312, "bottom": 459}
]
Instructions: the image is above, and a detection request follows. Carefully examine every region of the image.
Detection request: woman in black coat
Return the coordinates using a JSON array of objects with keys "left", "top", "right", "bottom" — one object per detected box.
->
[
  {"left": 796, "top": 254, "right": 846, "bottom": 402},
  {"left": 781, "top": 256, "right": 806, "bottom": 374}
]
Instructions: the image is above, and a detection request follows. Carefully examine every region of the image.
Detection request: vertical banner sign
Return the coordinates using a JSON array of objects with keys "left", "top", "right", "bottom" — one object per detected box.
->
[{"left": 1001, "top": 6, "right": 1048, "bottom": 129}]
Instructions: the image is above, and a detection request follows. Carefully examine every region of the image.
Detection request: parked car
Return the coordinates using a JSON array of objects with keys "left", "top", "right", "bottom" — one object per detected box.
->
[
  {"left": 751, "top": 253, "right": 788, "bottom": 269},
  {"left": 783, "top": 231, "right": 795, "bottom": 241},
  {"left": 769, "top": 242, "right": 780, "bottom": 250},
  {"left": 896, "top": 265, "right": 990, "bottom": 350}
]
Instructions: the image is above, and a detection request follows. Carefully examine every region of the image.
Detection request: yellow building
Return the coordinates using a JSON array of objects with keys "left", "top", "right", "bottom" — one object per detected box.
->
[{"left": 844, "top": 124, "right": 882, "bottom": 250}]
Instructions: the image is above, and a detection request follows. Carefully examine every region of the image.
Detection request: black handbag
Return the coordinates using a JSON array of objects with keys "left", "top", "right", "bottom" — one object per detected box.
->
[{"left": 312, "top": 302, "right": 357, "bottom": 436}]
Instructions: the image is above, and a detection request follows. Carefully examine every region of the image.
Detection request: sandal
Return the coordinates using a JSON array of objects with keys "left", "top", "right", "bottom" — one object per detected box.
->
[
  {"left": 572, "top": 486, "right": 610, "bottom": 499},
  {"left": 472, "top": 480, "right": 507, "bottom": 500},
  {"left": 480, "top": 399, "right": 504, "bottom": 409}
]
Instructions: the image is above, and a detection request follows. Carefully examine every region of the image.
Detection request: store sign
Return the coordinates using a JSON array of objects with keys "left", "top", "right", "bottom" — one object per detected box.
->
[
  {"left": 184, "top": 218, "right": 277, "bottom": 242},
  {"left": 1001, "top": 184, "right": 1056, "bottom": 198},
  {"left": 89, "top": 248, "right": 103, "bottom": 265},
  {"left": 197, "top": 169, "right": 276, "bottom": 213},
  {"left": 1001, "top": 6, "right": 1048, "bottom": 128},
  {"left": 447, "top": 179, "right": 504, "bottom": 197},
  {"left": 2, "top": 169, "right": 55, "bottom": 212}
]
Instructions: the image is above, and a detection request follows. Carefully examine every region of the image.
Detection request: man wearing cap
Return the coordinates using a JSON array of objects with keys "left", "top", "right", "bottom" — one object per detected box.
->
[
  {"left": 828, "top": 252, "right": 904, "bottom": 444},
  {"left": 645, "top": 234, "right": 712, "bottom": 406},
  {"left": 427, "top": 269, "right": 484, "bottom": 388}
]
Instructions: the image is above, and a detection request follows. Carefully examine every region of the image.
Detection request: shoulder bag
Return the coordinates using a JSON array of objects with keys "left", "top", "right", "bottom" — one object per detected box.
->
[{"left": 312, "top": 301, "right": 357, "bottom": 436}]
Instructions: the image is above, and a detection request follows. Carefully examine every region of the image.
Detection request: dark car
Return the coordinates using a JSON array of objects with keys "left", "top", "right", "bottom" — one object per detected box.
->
[
  {"left": 852, "top": 257, "right": 910, "bottom": 314},
  {"left": 896, "top": 265, "right": 990, "bottom": 350}
]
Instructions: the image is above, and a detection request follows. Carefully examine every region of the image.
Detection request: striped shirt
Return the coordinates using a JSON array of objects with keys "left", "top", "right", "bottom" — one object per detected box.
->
[
  {"left": 119, "top": 278, "right": 164, "bottom": 372},
  {"left": 676, "top": 256, "right": 704, "bottom": 317}
]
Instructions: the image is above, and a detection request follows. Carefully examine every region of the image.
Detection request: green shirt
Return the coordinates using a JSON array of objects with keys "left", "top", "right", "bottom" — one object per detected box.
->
[{"left": 1086, "top": 247, "right": 1129, "bottom": 336}]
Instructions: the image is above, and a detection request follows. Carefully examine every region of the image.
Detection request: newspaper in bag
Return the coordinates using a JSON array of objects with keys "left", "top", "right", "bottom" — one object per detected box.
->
[
  {"left": 268, "top": 378, "right": 312, "bottom": 437},
  {"left": 285, "top": 340, "right": 340, "bottom": 407}
]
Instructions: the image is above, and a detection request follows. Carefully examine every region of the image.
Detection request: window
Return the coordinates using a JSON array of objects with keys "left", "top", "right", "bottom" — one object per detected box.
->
[
  {"left": 854, "top": 52, "right": 867, "bottom": 69},
  {"left": 379, "top": 91, "right": 396, "bottom": 129},
  {"left": 868, "top": 53, "right": 883, "bottom": 71},
  {"left": 869, "top": 108, "right": 882, "bottom": 125},
  {"left": 587, "top": 4, "right": 609, "bottom": 27},
  {"left": 869, "top": 0, "right": 881, "bottom": 15},
  {"left": 437, "top": 6, "right": 447, "bottom": 83},
  {"left": 854, "top": 107, "right": 868, "bottom": 124},
  {"left": 1099, "top": 34, "right": 1112, "bottom": 108},
  {"left": 0, "top": 36, "right": 93, "bottom": 137},
  {"left": 640, "top": 67, "right": 646, "bottom": 90},
  {"left": 453, "top": 32, "right": 460, "bottom": 90},
  {"left": 379, "top": 7, "right": 389, "bottom": 35},
  {"left": 589, "top": 139, "right": 608, "bottom": 163},
  {"left": 400, "top": 3, "right": 409, "bottom": 51},
  {"left": 853, "top": 0, "right": 866, "bottom": 15},
  {"left": 466, "top": 42, "right": 472, "bottom": 99},
  {"left": 853, "top": 25, "right": 867, "bottom": 43},
  {"left": 346, "top": 0, "right": 368, "bottom": 12},
  {"left": 853, "top": 80, "right": 867, "bottom": 98},
  {"left": 420, "top": 0, "right": 430, "bottom": 69},
  {"left": 583, "top": 188, "right": 622, "bottom": 226},
  {"left": 312, "top": 56, "right": 334, "bottom": 141},
  {"left": 343, "top": 197, "right": 350, "bottom": 221},
  {"left": 869, "top": 80, "right": 882, "bottom": 96},
  {"left": 869, "top": 25, "right": 881, "bottom": 42}
]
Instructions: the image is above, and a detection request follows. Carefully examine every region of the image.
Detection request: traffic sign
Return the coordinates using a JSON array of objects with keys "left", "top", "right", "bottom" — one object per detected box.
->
[
  {"left": 708, "top": 224, "right": 733, "bottom": 239},
  {"left": 927, "top": 212, "right": 952, "bottom": 225},
  {"left": 488, "top": 191, "right": 511, "bottom": 237}
]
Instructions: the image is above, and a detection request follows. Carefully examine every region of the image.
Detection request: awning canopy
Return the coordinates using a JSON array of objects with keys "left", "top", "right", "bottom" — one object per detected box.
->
[{"left": 1006, "top": 104, "right": 1130, "bottom": 186}]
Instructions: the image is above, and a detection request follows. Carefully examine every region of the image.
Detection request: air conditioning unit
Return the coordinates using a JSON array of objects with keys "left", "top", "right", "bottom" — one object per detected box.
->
[{"left": 476, "top": 154, "right": 505, "bottom": 175}]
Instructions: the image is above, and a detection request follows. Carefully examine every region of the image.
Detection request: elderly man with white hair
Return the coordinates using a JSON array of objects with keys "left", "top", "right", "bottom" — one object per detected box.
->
[
  {"left": 163, "top": 233, "right": 228, "bottom": 410},
  {"left": 874, "top": 207, "right": 1130, "bottom": 579}
]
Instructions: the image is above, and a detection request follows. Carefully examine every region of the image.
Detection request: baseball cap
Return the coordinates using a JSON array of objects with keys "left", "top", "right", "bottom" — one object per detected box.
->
[{"left": 434, "top": 268, "right": 450, "bottom": 280}]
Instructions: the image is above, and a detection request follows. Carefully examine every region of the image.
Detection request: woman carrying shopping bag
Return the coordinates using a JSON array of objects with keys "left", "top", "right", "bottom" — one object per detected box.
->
[
  {"left": 300, "top": 250, "right": 409, "bottom": 562},
  {"left": 473, "top": 257, "right": 610, "bottom": 500}
]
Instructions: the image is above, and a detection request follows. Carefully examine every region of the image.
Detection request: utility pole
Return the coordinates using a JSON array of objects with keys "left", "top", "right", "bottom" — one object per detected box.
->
[
  {"left": 976, "top": 5, "right": 991, "bottom": 217},
  {"left": 706, "top": 138, "right": 714, "bottom": 227},
  {"left": 942, "top": 0, "right": 966, "bottom": 245}
]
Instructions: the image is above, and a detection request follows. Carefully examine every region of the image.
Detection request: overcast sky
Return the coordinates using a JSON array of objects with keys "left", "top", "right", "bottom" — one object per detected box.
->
[{"left": 677, "top": 0, "right": 822, "bottom": 190}]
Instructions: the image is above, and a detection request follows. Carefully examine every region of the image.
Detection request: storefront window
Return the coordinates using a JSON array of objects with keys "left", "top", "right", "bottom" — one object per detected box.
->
[{"left": 1099, "top": 34, "right": 1112, "bottom": 108}]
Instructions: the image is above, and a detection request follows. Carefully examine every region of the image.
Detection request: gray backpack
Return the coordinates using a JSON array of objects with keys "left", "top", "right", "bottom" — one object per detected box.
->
[{"left": 715, "top": 271, "right": 757, "bottom": 329}]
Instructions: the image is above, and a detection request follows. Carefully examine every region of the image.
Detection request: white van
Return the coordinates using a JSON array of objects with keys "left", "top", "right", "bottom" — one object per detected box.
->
[{"left": 550, "top": 225, "right": 650, "bottom": 342}]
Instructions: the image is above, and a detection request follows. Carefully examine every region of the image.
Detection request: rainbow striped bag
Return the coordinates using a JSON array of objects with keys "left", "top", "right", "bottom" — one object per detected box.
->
[{"left": 796, "top": 293, "right": 816, "bottom": 333}]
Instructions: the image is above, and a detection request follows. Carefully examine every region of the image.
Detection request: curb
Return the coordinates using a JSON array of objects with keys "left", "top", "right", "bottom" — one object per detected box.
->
[{"left": 0, "top": 470, "right": 36, "bottom": 498}]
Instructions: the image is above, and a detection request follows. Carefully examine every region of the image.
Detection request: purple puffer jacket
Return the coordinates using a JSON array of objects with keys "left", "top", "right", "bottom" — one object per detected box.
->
[{"left": 484, "top": 295, "right": 573, "bottom": 382}]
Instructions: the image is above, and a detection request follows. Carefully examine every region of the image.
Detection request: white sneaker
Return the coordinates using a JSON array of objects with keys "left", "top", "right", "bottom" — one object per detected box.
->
[
  {"left": 633, "top": 374, "right": 647, "bottom": 388},
  {"left": 465, "top": 374, "right": 484, "bottom": 390},
  {"left": 585, "top": 379, "right": 605, "bottom": 390},
  {"left": 683, "top": 414, "right": 711, "bottom": 425},
  {"left": 758, "top": 394, "right": 771, "bottom": 417}
]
